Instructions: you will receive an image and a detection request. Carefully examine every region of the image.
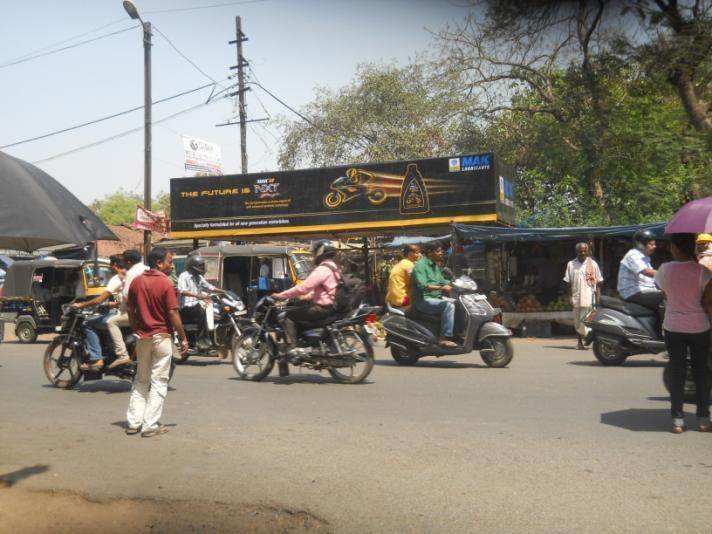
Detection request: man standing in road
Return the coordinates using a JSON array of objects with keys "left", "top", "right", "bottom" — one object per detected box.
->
[
  {"left": 125, "top": 247, "right": 188, "bottom": 438},
  {"left": 386, "top": 244, "right": 421, "bottom": 310},
  {"left": 564, "top": 242, "right": 603, "bottom": 350},
  {"left": 412, "top": 242, "right": 457, "bottom": 348}
]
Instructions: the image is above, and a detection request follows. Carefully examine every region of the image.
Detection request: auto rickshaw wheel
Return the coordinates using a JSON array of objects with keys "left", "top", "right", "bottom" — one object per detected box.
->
[
  {"left": 324, "top": 191, "right": 344, "bottom": 208},
  {"left": 367, "top": 189, "right": 387, "bottom": 205},
  {"left": 16, "top": 322, "right": 37, "bottom": 343},
  {"left": 43, "top": 336, "right": 82, "bottom": 389}
]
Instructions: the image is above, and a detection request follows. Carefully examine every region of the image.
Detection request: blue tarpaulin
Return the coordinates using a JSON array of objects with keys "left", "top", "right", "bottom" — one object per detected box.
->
[{"left": 453, "top": 222, "right": 666, "bottom": 243}]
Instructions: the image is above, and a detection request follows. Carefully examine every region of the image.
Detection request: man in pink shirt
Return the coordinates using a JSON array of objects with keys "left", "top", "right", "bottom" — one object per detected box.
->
[{"left": 272, "top": 240, "right": 340, "bottom": 352}]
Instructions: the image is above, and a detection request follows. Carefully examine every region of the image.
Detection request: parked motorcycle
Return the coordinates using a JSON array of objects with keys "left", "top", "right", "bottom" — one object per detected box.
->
[
  {"left": 43, "top": 305, "right": 175, "bottom": 389},
  {"left": 583, "top": 295, "right": 665, "bottom": 366},
  {"left": 174, "top": 290, "right": 247, "bottom": 363},
  {"left": 231, "top": 296, "right": 380, "bottom": 384},
  {"left": 381, "top": 275, "right": 514, "bottom": 367}
]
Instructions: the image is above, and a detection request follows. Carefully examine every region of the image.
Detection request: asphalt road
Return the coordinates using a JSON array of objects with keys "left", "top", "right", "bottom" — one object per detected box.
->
[{"left": 1, "top": 333, "right": 710, "bottom": 533}]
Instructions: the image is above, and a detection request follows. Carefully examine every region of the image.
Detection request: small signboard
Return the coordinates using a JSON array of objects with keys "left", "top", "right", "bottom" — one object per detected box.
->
[
  {"left": 183, "top": 135, "right": 222, "bottom": 176},
  {"left": 170, "top": 153, "right": 515, "bottom": 238}
]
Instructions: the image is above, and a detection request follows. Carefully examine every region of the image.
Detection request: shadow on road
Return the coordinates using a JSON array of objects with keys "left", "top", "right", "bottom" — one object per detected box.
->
[
  {"left": 600, "top": 408, "right": 671, "bottom": 432},
  {"left": 0, "top": 465, "right": 50, "bottom": 488},
  {"left": 647, "top": 396, "right": 670, "bottom": 402},
  {"left": 375, "top": 358, "right": 488, "bottom": 369},
  {"left": 568, "top": 360, "right": 665, "bottom": 368},
  {"left": 75, "top": 381, "right": 132, "bottom": 394},
  {"left": 229, "top": 375, "right": 373, "bottom": 386},
  {"left": 543, "top": 345, "right": 583, "bottom": 351},
  {"left": 176, "top": 359, "right": 225, "bottom": 367}
]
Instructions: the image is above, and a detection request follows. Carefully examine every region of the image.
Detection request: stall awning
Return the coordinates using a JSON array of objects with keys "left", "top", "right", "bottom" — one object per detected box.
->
[{"left": 453, "top": 222, "right": 666, "bottom": 242}]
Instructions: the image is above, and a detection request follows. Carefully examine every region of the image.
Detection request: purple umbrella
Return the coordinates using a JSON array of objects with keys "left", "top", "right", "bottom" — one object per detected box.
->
[{"left": 665, "top": 196, "right": 712, "bottom": 234}]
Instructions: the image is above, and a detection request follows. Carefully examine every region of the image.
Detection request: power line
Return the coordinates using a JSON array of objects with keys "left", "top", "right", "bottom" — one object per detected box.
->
[
  {"left": 153, "top": 26, "right": 227, "bottom": 89},
  {"left": 0, "top": 80, "right": 227, "bottom": 149},
  {"left": 0, "top": 25, "right": 139, "bottom": 69},
  {"left": 144, "top": 0, "right": 266, "bottom": 14},
  {"left": 2, "top": 18, "right": 127, "bottom": 64},
  {"left": 31, "top": 87, "right": 231, "bottom": 165}
]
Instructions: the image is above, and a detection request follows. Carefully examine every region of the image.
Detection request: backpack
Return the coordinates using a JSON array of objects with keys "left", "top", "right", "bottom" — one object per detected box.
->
[{"left": 323, "top": 263, "right": 365, "bottom": 314}]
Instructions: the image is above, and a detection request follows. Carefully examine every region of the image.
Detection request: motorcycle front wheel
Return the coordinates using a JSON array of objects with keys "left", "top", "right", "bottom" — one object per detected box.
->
[
  {"left": 43, "top": 336, "right": 82, "bottom": 389},
  {"left": 480, "top": 337, "right": 514, "bottom": 368},
  {"left": 328, "top": 330, "right": 374, "bottom": 384},
  {"left": 232, "top": 327, "right": 275, "bottom": 381},
  {"left": 592, "top": 337, "right": 627, "bottom": 366}
]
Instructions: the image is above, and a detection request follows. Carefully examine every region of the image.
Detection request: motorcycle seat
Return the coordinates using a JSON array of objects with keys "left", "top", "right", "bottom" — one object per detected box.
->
[
  {"left": 406, "top": 307, "right": 441, "bottom": 327},
  {"left": 600, "top": 295, "right": 655, "bottom": 317}
]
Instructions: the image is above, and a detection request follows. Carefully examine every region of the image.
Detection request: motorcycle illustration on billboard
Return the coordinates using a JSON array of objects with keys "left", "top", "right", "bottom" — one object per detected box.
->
[{"left": 323, "top": 168, "right": 393, "bottom": 208}]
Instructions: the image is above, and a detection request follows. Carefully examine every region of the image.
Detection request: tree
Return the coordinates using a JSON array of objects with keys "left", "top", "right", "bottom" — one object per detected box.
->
[
  {"left": 89, "top": 190, "right": 171, "bottom": 226},
  {"left": 277, "top": 62, "right": 467, "bottom": 169}
]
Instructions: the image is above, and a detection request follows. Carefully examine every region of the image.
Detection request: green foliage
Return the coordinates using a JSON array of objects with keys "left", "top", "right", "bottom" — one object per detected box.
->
[{"left": 89, "top": 190, "right": 171, "bottom": 226}]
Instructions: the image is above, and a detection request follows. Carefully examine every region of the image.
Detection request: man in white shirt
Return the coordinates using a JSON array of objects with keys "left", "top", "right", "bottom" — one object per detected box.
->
[
  {"left": 177, "top": 254, "right": 216, "bottom": 349},
  {"left": 71, "top": 255, "right": 126, "bottom": 370},
  {"left": 617, "top": 229, "right": 662, "bottom": 310},
  {"left": 106, "top": 249, "right": 148, "bottom": 368},
  {"left": 564, "top": 242, "right": 604, "bottom": 350}
]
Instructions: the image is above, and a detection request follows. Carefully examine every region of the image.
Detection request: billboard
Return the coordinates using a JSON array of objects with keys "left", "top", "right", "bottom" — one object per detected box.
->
[
  {"left": 170, "top": 153, "right": 515, "bottom": 238},
  {"left": 182, "top": 135, "right": 222, "bottom": 176}
]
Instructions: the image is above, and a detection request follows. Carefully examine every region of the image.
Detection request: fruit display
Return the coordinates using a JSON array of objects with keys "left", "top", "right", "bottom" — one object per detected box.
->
[
  {"left": 515, "top": 294, "right": 543, "bottom": 312},
  {"left": 487, "top": 291, "right": 514, "bottom": 312},
  {"left": 545, "top": 294, "right": 572, "bottom": 312}
]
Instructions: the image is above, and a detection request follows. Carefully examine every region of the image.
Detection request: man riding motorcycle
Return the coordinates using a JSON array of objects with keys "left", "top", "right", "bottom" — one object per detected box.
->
[
  {"left": 386, "top": 244, "right": 421, "bottom": 310},
  {"left": 618, "top": 230, "right": 663, "bottom": 309},
  {"left": 177, "top": 254, "right": 216, "bottom": 349},
  {"left": 271, "top": 239, "right": 340, "bottom": 355}
]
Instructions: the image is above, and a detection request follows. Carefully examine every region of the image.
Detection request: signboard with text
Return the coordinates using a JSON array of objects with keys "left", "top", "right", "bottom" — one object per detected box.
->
[
  {"left": 182, "top": 135, "right": 222, "bottom": 176},
  {"left": 170, "top": 153, "right": 515, "bottom": 238}
]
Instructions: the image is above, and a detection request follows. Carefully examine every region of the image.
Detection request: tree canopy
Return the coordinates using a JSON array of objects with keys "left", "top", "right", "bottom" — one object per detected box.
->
[{"left": 89, "top": 190, "right": 170, "bottom": 226}]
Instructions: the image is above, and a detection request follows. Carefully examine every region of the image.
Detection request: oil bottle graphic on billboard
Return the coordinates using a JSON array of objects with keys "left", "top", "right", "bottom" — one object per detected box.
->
[{"left": 399, "top": 163, "right": 430, "bottom": 214}]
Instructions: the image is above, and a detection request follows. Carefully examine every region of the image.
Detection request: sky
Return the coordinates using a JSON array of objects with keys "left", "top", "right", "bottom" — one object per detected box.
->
[{"left": 1, "top": 0, "right": 468, "bottom": 204}]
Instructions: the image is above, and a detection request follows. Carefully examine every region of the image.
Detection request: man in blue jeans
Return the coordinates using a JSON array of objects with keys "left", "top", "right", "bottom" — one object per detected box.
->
[{"left": 412, "top": 242, "right": 457, "bottom": 348}]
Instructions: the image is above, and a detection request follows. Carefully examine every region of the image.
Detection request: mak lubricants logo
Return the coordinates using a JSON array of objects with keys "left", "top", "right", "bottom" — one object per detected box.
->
[{"left": 450, "top": 154, "right": 491, "bottom": 172}]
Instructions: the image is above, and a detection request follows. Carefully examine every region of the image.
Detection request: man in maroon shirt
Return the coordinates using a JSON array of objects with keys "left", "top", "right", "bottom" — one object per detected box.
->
[{"left": 125, "top": 247, "right": 188, "bottom": 437}]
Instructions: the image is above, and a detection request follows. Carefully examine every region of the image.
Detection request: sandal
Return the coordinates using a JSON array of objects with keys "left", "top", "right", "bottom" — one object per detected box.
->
[
  {"left": 80, "top": 361, "right": 103, "bottom": 371},
  {"left": 698, "top": 419, "right": 711, "bottom": 432},
  {"left": 141, "top": 425, "right": 168, "bottom": 438}
]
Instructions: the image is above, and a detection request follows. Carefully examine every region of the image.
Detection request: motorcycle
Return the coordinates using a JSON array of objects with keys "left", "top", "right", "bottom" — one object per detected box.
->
[
  {"left": 43, "top": 304, "right": 175, "bottom": 389},
  {"left": 231, "top": 296, "right": 380, "bottom": 384},
  {"left": 582, "top": 295, "right": 665, "bottom": 366},
  {"left": 381, "top": 275, "right": 514, "bottom": 367},
  {"left": 323, "top": 168, "right": 389, "bottom": 208},
  {"left": 174, "top": 289, "right": 247, "bottom": 363}
]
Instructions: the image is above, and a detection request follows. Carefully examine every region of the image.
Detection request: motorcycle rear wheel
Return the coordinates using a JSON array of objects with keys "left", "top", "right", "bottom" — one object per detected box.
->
[
  {"left": 480, "top": 337, "right": 514, "bottom": 368},
  {"left": 390, "top": 345, "right": 419, "bottom": 366},
  {"left": 327, "top": 331, "right": 374, "bottom": 384},
  {"left": 592, "top": 337, "right": 628, "bottom": 366},
  {"left": 232, "top": 327, "right": 275, "bottom": 381},
  {"left": 43, "top": 336, "right": 82, "bottom": 389}
]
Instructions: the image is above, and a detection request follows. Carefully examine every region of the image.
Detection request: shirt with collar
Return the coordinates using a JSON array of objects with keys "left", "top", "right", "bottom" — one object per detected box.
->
[
  {"left": 617, "top": 248, "right": 657, "bottom": 299},
  {"left": 412, "top": 256, "right": 449, "bottom": 301},
  {"left": 177, "top": 270, "right": 216, "bottom": 308}
]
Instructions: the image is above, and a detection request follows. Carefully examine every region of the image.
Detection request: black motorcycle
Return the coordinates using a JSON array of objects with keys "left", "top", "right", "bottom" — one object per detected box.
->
[
  {"left": 43, "top": 305, "right": 175, "bottom": 389},
  {"left": 231, "top": 297, "right": 380, "bottom": 384},
  {"left": 174, "top": 290, "right": 247, "bottom": 363}
]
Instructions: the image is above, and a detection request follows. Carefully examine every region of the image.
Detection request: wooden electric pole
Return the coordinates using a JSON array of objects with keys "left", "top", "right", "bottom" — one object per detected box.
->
[{"left": 235, "top": 16, "right": 248, "bottom": 174}]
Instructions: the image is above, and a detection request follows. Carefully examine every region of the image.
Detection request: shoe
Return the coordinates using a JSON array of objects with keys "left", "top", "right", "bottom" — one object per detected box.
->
[
  {"left": 108, "top": 356, "right": 131, "bottom": 369},
  {"left": 80, "top": 360, "right": 103, "bottom": 371},
  {"left": 698, "top": 419, "right": 711, "bottom": 432},
  {"left": 141, "top": 425, "right": 168, "bottom": 438},
  {"left": 576, "top": 339, "right": 585, "bottom": 350},
  {"left": 125, "top": 426, "right": 140, "bottom": 435},
  {"left": 671, "top": 425, "right": 685, "bottom": 434},
  {"left": 438, "top": 339, "right": 458, "bottom": 348}
]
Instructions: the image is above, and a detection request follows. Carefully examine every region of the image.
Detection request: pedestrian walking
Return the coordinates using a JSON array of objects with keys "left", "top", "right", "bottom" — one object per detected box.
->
[
  {"left": 125, "top": 247, "right": 188, "bottom": 438},
  {"left": 655, "top": 233, "right": 712, "bottom": 434},
  {"left": 564, "top": 242, "right": 603, "bottom": 350}
]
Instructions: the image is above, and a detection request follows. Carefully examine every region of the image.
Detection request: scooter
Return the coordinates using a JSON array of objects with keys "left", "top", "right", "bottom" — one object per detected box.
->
[
  {"left": 381, "top": 275, "right": 514, "bottom": 367},
  {"left": 583, "top": 295, "right": 665, "bottom": 366}
]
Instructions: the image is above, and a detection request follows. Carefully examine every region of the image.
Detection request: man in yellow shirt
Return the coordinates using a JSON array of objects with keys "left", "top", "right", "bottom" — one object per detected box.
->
[{"left": 386, "top": 244, "right": 421, "bottom": 308}]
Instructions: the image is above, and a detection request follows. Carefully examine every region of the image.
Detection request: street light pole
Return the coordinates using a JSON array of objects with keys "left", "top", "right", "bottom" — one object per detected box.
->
[{"left": 123, "top": 1, "right": 152, "bottom": 260}]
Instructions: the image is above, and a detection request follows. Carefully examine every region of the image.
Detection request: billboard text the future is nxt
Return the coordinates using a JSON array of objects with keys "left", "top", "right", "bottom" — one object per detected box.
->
[{"left": 169, "top": 153, "right": 516, "bottom": 238}]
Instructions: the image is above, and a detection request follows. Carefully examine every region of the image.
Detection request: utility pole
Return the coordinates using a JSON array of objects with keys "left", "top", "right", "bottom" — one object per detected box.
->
[
  {"left": 235, "top": 16, "right": 248, "bottom": 174},
  {"left": 143, "top": 20, "right": 152, "bottom": 258}
]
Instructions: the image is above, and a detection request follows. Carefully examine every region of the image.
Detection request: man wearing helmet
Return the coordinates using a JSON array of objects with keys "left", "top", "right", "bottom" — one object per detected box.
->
[
  {"left": 271, "top": 239, "right": 340, "bottom": 353},
  {"left": 697, "top": 233, "right": 712, "bottom": 271},
  {"left": 617, "top": 229, "right": 663, "bottom": 311},
  {"left": 177, "top": 254, "right": 216, "bottom": 349}
]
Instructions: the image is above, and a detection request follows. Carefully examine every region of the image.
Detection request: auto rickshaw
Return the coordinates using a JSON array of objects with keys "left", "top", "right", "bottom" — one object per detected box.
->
[
  {"left": 0, "top": 258, "right": 112, "bottom": 343},
  {"left": 195, "top": 244, "right": 311, "bottom": 311}
]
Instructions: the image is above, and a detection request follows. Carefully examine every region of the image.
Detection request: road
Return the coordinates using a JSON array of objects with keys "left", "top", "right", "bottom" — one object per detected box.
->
[{"left": 0, "top": 333, "right": 710, "bottom": 533}]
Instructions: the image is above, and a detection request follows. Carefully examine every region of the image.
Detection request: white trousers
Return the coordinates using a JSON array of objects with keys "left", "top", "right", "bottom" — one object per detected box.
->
[
  {"left": 573, "top": 306, "right": 592, "bottom": 338},
  {"left": 106, "top": 311, "right": 130, "bottom": 358},
  {"left": 126, "top": 334, "right": 172, "bottom": 431}
]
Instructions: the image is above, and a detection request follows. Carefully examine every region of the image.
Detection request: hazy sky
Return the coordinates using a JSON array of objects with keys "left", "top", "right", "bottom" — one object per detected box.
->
[{"left": 1, "top": 0, "right": 467, "bottom": 204}]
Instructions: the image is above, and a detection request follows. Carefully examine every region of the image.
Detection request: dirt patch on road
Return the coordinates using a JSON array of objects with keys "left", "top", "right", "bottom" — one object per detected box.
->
[{"left": 0, "top": 486, "right": 329, "bottom": 533}]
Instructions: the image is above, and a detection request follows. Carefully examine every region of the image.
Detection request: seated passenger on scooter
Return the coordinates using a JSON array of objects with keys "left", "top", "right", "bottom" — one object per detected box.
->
[
  {"left": 412, "top": 243, "right": 457, "bottom": 348},
  {"left": 177, "top": 254, "right": 216, "bottom": 350},
  {"left": 386, "top": 244, "right": 421, "bottom": 310},
  {"left": 617, "top": 229, "right": 664, "bottom": 314},
  {"left": 271, "top": 240, "right": 340, "bottom": 355},
  {"left": 71, "top": 255, "right": 126, "bottom": 371}
]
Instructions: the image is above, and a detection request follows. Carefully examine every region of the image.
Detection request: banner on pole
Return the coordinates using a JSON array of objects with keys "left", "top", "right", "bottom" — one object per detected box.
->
[
  {"left": 133, "top": 206, "right": 169, "bottom": 235},
  {"left": 182, "top": 135, "right": 222, "bottom": 176}
]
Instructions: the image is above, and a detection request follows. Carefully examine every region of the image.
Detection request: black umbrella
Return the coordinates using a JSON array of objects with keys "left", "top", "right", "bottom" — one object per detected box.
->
[{"left": 0, "top": 151, "right": 117, "bottom": 251}]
